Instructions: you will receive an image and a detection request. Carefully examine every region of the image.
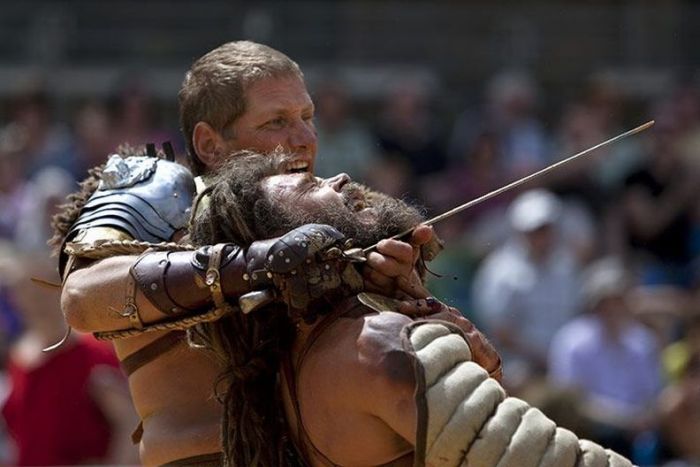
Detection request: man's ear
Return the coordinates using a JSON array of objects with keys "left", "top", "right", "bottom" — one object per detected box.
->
[{"left": 193, "top": 121, "right": 227, "bottom": 168}]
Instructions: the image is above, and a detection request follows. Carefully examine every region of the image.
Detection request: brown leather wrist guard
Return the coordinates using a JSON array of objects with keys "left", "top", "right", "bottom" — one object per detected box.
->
[{"left": 130, "top": 239, "right": 276, "bottom": 316}]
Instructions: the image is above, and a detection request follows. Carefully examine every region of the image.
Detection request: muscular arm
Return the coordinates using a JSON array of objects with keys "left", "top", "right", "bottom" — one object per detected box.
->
[
  {"left": 63, "top": 225, "right": 438, "bottom": 335},
  {"left": 61, "top": 255, "right": 167, "bottom": 333}
]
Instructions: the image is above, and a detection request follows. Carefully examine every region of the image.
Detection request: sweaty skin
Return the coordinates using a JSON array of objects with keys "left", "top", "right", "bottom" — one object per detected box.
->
[
  {"left": 60, "top": 75, "right": 436, "bottom": 463},
  {"left": 282, "top": 304, "right": 495, "bottom": 466}
]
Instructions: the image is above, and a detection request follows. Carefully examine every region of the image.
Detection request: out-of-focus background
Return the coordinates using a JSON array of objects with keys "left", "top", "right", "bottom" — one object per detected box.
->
[{"left": 0, "top": 1, "right": 699, "bottom": 465}]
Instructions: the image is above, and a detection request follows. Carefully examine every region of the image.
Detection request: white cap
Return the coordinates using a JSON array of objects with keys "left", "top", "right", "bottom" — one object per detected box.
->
[{"left": 508, "top": 189, "right": 561, "bottom": 232}]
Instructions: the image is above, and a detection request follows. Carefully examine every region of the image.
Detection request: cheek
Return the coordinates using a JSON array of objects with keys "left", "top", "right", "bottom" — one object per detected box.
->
[
  {"left": 312, "top": 187, "right": 342, "bottom": 204},
  {"left": 228, "top": 123, "right": 282, "bottom": 153},
  {"left": 234, "top": 132, "right": 280, "bottom": 153},
  {"left": 255, "top": 135, "right": 288, "bottom": 153}
]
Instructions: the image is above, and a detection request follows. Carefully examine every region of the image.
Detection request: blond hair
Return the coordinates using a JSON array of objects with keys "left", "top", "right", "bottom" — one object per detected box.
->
[{"left": 178, "top": 41, "right": 303, "bottom": 175}]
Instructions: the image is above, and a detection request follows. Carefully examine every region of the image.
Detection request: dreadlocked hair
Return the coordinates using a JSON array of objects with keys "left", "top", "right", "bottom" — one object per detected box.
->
[
  {"left": 189, "top": 150, "right": 301, "bottom": 466},
  {"left": 48, "top": 144, "right": 169, "bottom": 256}
]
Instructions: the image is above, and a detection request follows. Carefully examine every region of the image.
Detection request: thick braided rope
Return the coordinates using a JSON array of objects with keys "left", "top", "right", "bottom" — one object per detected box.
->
[
  {"left": 94, "top": 303, "right": 235, "bottom": 340},
  {"left": 65, "top": 239, "right": 195, "bottom": 259}
]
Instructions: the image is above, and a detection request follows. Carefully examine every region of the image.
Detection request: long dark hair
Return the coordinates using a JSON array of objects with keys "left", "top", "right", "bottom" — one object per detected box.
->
[{"left": 189, "top": 152, "right": 300, "bottom": 466}]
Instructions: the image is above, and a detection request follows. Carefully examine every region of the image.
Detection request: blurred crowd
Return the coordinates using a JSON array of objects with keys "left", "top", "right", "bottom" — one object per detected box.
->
[{"left": 0, "top": 69, "right": 698, "bottom": 466}]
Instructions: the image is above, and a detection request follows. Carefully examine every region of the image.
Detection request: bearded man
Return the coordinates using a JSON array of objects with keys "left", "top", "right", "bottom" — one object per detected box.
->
[
  {"left": 54, "top": 41, "right": 435, "bottom": 464},
  {"left": 187, "top": 150, "right": 634, "bottom": 467}
]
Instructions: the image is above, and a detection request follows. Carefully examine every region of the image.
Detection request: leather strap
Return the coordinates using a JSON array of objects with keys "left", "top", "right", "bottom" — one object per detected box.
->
[
  {"left": 129, "top": 240, "right": 276, "bottom": 318},
  {"left": 205, "top": 244, "right": 227, "bottom": 310},
  {"left": 122, "top": 268, "right": 144, "bottom": 329},
  {"left": 120, "top": 331, "right": 186, "bottom": 377}
]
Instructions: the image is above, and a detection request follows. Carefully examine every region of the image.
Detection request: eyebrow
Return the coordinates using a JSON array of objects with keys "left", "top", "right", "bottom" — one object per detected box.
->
[{"left": 261, "top": 101, "right": 314, "bottom": 116}]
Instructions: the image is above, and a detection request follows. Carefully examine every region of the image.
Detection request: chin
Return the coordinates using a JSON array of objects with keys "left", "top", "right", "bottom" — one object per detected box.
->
[{"left": 355, "top": 208, "right": 378, "bottom": 226}]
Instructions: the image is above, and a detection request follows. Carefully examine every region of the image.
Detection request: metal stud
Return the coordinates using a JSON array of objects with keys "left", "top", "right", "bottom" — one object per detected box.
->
[
  {"left": 151, "top": 283, "right": 158, "bottom": 290},
  {"left": 243, "top": 273, "right": 250, "bottom": 281}
]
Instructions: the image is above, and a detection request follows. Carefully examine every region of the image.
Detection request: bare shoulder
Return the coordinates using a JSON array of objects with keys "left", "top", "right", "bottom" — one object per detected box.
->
[
  {"left": 356, "top": 312, "right": 416, "bottom": 383},
  {"left": 296, "top": 309, "right": 417, "bottom": 465},
  {"left": 303, "top": 310, "right": 416, "bottom": 405}
]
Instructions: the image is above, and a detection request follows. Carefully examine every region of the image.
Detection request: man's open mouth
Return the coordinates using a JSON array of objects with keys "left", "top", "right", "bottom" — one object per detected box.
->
[{"left": 286, "top": 160, "right": 310, "bottom": 173}]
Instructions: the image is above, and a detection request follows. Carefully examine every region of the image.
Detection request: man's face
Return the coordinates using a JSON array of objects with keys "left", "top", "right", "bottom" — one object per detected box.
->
[
  {"left": 258, "top": 171, "right": 424, "bottom": 247},
  {"left": 523, "top": 224, "right": 555, "bottom": 260},
  {"left": 224, "top": 75, "right": 317, "bottom": 172}
]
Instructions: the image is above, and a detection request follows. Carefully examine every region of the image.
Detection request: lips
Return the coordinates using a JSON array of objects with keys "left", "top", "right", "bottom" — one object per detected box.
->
[{"left": 285, "top": 158, "right": 311, "bottom": 173}]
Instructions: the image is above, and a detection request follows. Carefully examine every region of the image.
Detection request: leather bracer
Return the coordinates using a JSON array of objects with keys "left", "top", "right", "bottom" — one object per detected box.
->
[{"left": 130, "top": 239, "right": 276, "bottom": 316}]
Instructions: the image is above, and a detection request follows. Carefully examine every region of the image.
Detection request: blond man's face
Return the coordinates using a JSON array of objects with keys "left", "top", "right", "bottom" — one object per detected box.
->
[{"left": 224, "top": 75, "right": 317, "bottom": 173}]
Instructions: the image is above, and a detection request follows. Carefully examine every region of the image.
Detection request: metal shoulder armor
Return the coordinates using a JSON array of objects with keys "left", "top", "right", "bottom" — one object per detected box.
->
[{"left": 68, "top": 154, "right": 196, "bottom": 243}]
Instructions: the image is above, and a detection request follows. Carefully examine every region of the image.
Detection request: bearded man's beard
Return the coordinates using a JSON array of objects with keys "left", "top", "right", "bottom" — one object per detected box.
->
[{"left": 255, "top": 181, "right": 426, "bottom": 247}]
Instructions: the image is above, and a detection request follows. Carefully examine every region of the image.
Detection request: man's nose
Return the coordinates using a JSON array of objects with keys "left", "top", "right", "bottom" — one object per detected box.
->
[
  {"left": 289, "top": 121, "right": 317, "bottom": 151},
  {"left": 327, "top": 173, "right": 350, "bottom": 191}
]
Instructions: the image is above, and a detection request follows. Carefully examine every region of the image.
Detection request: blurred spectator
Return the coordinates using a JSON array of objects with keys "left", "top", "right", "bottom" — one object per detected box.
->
[
  {"left": 671, "top": 83, "right": 700, "bottom": 171},
  {"left": 7, "top": 87, "right": 78, "bottom": 179},
  {"left": 550, "top": 96, "right": 644, "bottom": 212},
  {"left": 0, "top": 254, "right": 138, "bottom": 465},
  {"left": 373, "top": 80, "right": 447, "bottom": 197},
  {"left": 0, "top": 127, "right": 30, "bottom": 240},
  {"left": 614, "top": 114, "right": 699, "bottom": 287},
  {"left": 14, "top": 166, "right": 75, "bottom": 252},
  {"left": 107, "top": 78, "right": 178, "bottom": 153},
  {"left": 72, "top": 100, "right": 115, "bottom": 177},
  {"left": 312, "top": 80, "right": 378, "bottom": 182},
  {"left": 548, "top": 257, "right": 663, "bottom": 461},
  {"left": 423, "top": 130, "right": 513, "bottom": 255},
  {"left": 472, "top": 189, "right": 583, "bottom": 389},
  {"left": 0, "top": 242, "right": 22, "bottom": 346},
  {"left": 658, "top": 313, "right": 700, "bottom": 465},
  {"left": 449, "top": 70, "right": 550, "bottom": 182}
]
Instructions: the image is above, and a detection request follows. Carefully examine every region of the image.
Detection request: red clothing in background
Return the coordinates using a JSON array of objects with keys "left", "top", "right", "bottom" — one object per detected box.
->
[{"left": 2, "top": 337, "right": 119, "bottom": 465}]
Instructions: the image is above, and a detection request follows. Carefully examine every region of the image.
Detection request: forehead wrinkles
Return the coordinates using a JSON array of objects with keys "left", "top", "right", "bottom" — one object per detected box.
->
[{"left": 245, "top": 76, "right": 311, "bottom": 112}]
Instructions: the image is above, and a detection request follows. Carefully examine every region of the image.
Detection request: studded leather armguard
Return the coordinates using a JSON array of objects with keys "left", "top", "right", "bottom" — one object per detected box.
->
[{"left": 130, "top": 239, "right": 276, "bottom": 316}]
